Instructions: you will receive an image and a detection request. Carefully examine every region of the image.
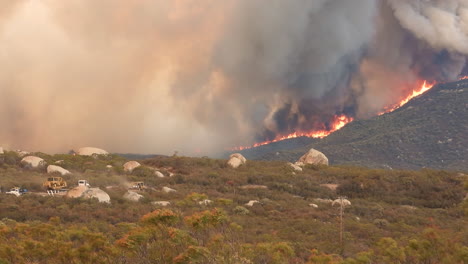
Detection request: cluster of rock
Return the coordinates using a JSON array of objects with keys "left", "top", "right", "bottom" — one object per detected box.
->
[
  {"left": 73, "top": 147, "right": 109, "bottom": 156},
  {"left": 124, "top": 191, "right": 143, "bottom": 201},
  {"left": 288, "top": 162, "right": 303, "bottom": 172},
  {"left": 19, "top": 155, "right": 71, "bottom": 175},
  {"left": 0, "top": 148, "right": 29, "bottom": 156},
  {"left": 123, "top": 186, "right": 178, "bottom": 203},
  {"left": 66, "top": 186, "right": 111, "bottom": 203},
  {"left": 227, "top": 153, "right": 247, "bottom": 168},
  {"left": 309, "top": 198, "right": 351, "bottom": 209},
  {"left": 226, "top": 148, "right": 327, "bottom": 172},
  {"left": 150, "top": 199, "right": 212, "bottom": 207},
  {"left": 198, "top": 199, "right": 213, "bottom": 205},
  {"left": 288, "top": 148, "right": 329, "bottom": 172},
  {"left": 123, "top": 160, "right": 167, "bottom": 178}
]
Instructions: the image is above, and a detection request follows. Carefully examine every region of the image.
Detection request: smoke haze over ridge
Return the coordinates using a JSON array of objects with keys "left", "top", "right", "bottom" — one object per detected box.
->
[{"left": 1, "top": 0, "right": 467, "bottom": 155}]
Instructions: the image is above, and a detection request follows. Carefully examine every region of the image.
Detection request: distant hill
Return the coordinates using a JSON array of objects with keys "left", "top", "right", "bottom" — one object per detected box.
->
[{"left": 237, "top": 79, "right": 468, "bottom": 171}]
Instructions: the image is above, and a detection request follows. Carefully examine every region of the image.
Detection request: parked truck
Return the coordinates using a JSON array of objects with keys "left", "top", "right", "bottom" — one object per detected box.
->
[
  {"left": 5, "top": 187, "right": 28, "bottom": 197},
  {"left": 78, "top": 180, "right": 90, "bottom": 187}
]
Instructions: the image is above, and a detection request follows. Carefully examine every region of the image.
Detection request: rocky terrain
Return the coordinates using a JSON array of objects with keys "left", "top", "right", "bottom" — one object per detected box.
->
[{"left": 0, "top": 149, "right": 467, "bottom": 263}]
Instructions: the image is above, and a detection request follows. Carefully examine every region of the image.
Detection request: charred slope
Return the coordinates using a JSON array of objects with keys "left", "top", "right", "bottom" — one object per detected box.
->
[{"left": 239, "top": 79, "right": 468, "bottom": 171}]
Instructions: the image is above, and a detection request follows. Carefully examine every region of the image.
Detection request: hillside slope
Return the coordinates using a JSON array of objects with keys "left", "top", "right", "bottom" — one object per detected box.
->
[
  {"left": 239, "top": 79, "right": 468, "bottom": 171},
  {"left": 0, "top": 153, "right": 467, "bottom": 263}
]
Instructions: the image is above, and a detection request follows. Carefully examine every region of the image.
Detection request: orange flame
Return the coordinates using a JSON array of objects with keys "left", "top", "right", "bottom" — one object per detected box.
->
[
  {"left": 231, "top": 114, "right": 354, "bottom": 151},
  {"left": 378, "top": 80, "right": 436, "bottom": 115},
  {"left": 231, "top": 76, "right": 466, "bottom": 151}
]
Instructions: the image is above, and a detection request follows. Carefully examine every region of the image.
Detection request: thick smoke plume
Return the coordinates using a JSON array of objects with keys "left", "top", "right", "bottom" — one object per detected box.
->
[{"left": 0, "top": 0, "right": 467, "bottom": 155}]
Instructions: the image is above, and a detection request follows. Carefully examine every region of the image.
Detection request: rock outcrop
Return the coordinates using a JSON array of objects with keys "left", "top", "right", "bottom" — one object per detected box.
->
[
  {"left": 123, "top": 161, "right": 141, "bottom": 173},
  {"left": 297, "top": 148, "right": 329, "bottom": 166},
  {"left": 245, "top": 200, "right": 259, "bottom": 207},
  {"left": 66, "top": 187, "right": 110, "bottom": 203},
  {"left": 74, "top": 147, "right": 109, "bottom": 156},
  {"left": 152, "top": 201, "right": 171, "bottom": 206},
  {"left": 198, "top": 199, "right": 213, "bottom": 205},
  {"left": 162, "top": 186, "right": 176, "bottom": 193},
  {"left": 123, "top": 191, "right": 144, "bottom": 201},
  {"left": 82, "top": 188, "right": 111, "bottom": 203},
  {"left": 21, "top": 156, "right": 46, "bottom": 169},
  {"left": 66, "top": 186, "right": 88, "bottom": 198},
  {"left": 288, "top": 162, "right": 303, "bottom": 172},
  {"left": 332, "top": 198, "right": 351, "bottom": 207},
  {"left": 154, "top": 171, "right": 165, "bottom": 178},
  {"left": 47, "top": 165, "right": 71, "bottom": 176},
  {"left": 228, "top": 153, "right": 247, "bottom": 168}
]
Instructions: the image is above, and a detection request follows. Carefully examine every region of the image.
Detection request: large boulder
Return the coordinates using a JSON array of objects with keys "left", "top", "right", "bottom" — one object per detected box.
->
[
  {"left": 297, "top": 148, "right": 329, "bottom": 166},
  {"left": 66, "top": 186, "right": 89, "bottom": 198},
  {"left": 123, "top": 191, "right": 143, "bottom": 201},
  {"left": 66, "top": 186, "right": 110, "bottom": 203},
  {"left": 154, "top": 171, "right": 165, "bottom": 178},
  {"left": 332, "top": 198, "right": 351, "bottom": 207},
  {"left": 21, "top": 156, "right": 46, "bottom": 169},
  {"left": 123, "top": 161, "right": 141, "bottom": 173},
  {"left": 74, "top": 147, "right": 109, "bottom": 156},
  {"left": 162, "top": 186, "right": 176, "bottom": 193},
  {"left": 82, "top": 188, "right": 111, "bottom": 203},
  {"left": 227, "top": 153, "right": 247, "bottom": 168},
  {"left": 47, "top": 165, "right": 71, "bottom": 176}
]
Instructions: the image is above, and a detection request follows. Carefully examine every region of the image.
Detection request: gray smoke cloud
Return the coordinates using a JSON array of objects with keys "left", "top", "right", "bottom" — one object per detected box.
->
[{"left": 0, "top": 0, "right": 467, "bottom": 155}]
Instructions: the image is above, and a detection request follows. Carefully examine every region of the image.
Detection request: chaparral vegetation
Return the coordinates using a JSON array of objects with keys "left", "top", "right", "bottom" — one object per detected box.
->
[{"left": 0, "top": 151, "right": 467, "bottom": 263}]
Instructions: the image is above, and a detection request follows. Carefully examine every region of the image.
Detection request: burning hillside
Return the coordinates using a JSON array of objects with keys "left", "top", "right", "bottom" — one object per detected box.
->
[
  {"left": 237, "top": 78, "right": 468, "bottom": 171},
  {"left": 233, "top": 78, "right": 438, "bottom": 151}
]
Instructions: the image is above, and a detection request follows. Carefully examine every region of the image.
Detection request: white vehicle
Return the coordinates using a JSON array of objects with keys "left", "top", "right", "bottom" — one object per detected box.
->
[
  {"left": 129, "top": 182, "right": 145, "bottom": 190},
  {"left": 78, "top": 180, "right": 90, "bottom": 187},
  {"left": 5, "top": 187, "right": 27, "bottom": 197}
]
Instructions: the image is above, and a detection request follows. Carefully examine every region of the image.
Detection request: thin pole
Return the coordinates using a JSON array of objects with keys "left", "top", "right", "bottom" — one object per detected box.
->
[{"left": 340, "top": 197, "right": 343, "bottom": 249}]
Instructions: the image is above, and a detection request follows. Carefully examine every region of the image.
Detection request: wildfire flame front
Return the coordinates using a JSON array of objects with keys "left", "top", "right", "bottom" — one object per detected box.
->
[{"left": 232, "top": 78, "right": 442, "bottom": 151}]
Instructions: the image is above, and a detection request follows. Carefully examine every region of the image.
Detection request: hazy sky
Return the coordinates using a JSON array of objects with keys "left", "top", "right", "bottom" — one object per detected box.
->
[{"left": 1, "top": 0, "right": 467, "bottom": 155}]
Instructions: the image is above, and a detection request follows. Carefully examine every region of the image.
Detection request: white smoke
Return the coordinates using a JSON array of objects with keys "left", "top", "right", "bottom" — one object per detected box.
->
[{"left": 388, "top": 0, "right": 468, "bottom": 54}]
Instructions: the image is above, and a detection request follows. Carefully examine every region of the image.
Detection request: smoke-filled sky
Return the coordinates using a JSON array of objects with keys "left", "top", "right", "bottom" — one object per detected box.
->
[{"left": 1, "top": 0, "right": 468, "bottom": 155}]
